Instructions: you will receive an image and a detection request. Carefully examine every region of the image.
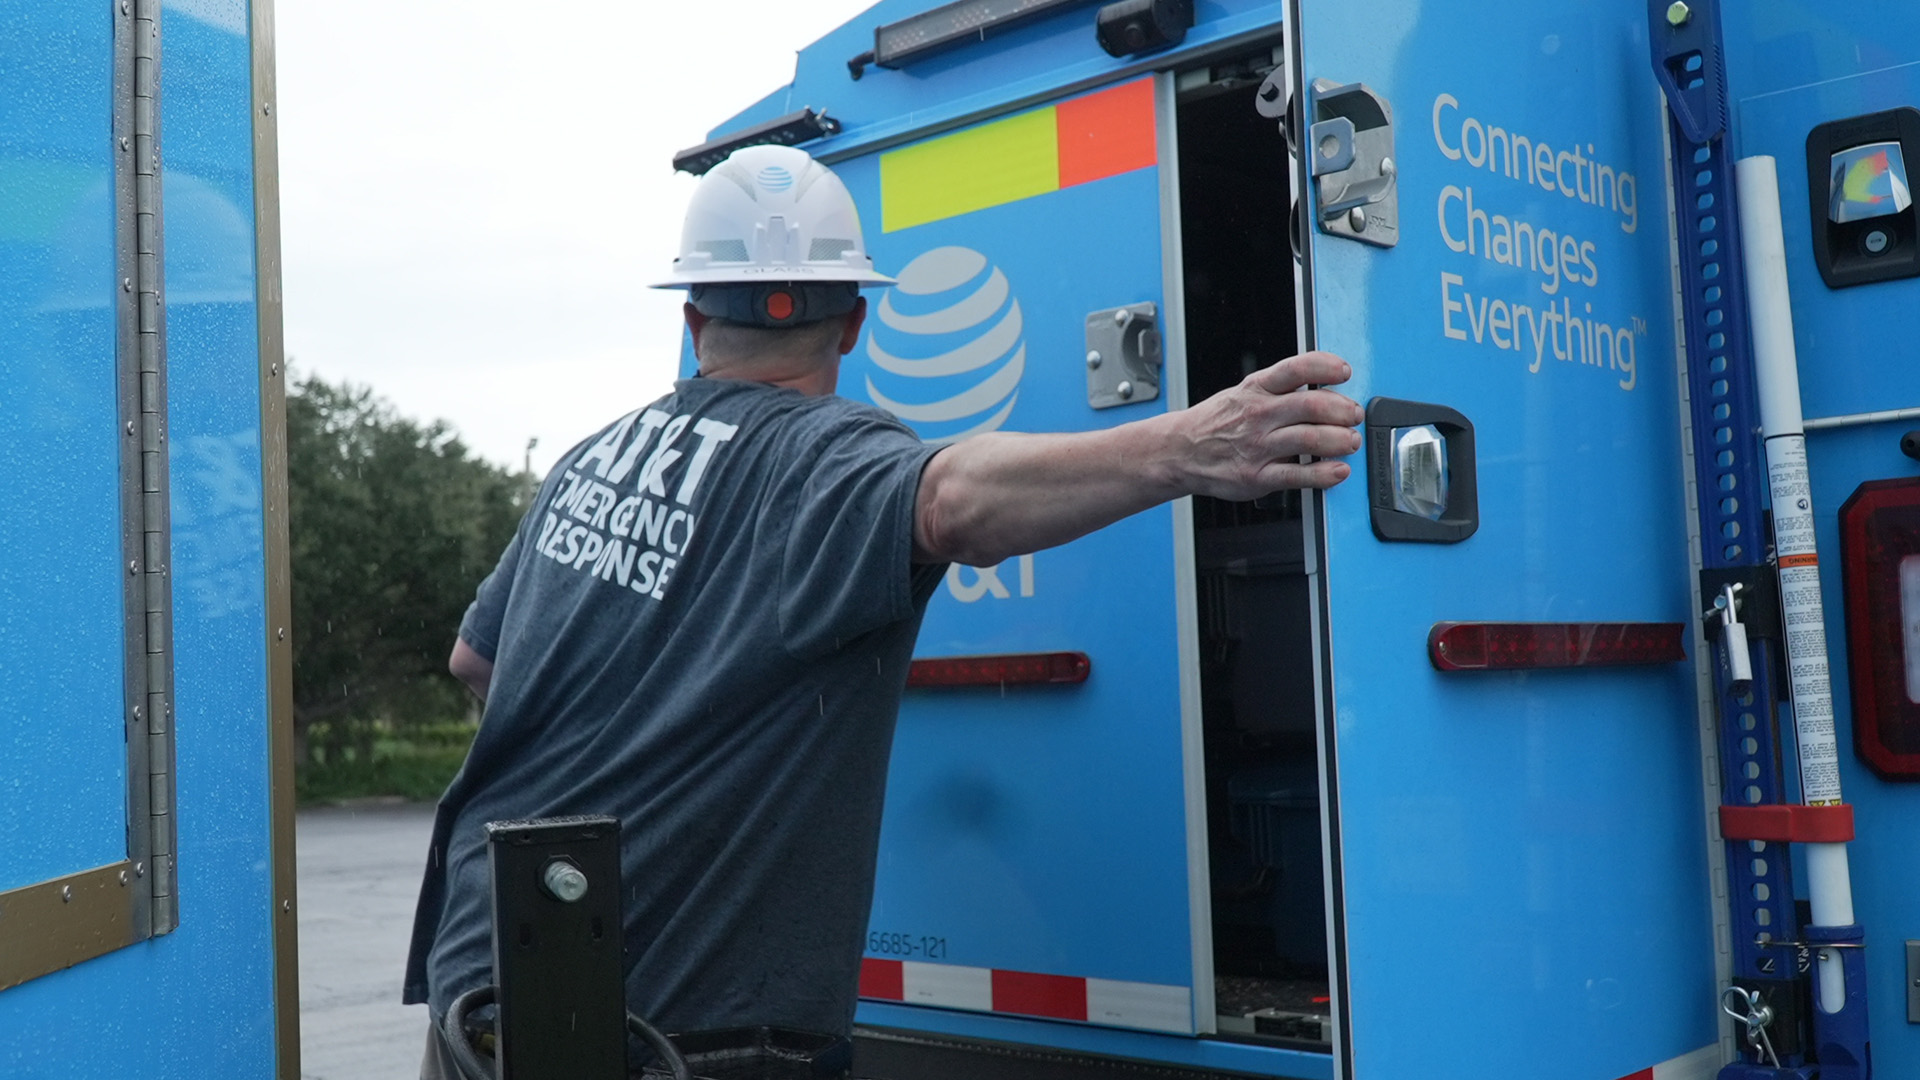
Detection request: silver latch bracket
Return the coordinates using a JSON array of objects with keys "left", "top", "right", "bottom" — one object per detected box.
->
[
  {"left": 1085, "top": 303, "right": 1162, "bottom": 410},
  {"left": 1309, "top": 79, "right": 1397, "bottom": 247}
]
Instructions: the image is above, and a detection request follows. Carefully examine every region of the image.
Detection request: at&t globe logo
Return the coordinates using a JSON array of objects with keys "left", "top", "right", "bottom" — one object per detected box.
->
[{"left": 863, "top": 245, "right": 1024, "bottom": 443}]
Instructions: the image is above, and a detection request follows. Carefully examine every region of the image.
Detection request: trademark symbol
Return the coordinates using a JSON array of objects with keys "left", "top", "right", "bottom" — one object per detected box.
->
[{"left": 1631, "top": 316, "right": 1649, "bottom": 336}]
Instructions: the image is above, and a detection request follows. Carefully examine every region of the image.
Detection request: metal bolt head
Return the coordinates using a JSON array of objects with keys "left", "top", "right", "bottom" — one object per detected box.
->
[
  {"left": 123, "top": 277, "right": 133, "bottom": 292},
  {"left": 135, "top": 861, "right": 145, "bottom": 877},
  {"left": 1666, "top": 1, "right": 1691, "bottom": 26},
  {"left": 282, "top": 899, "right": 292, "bottom": 913},
  {"left": 1348, "top": 207, "right": 1368, "bottom": 232},
  {"left": 1379, "top": 156, "right": 1396, "bottom": 179},
  {"left": 1113, "top": 308, "right": 1132, "bottom": 327},
  {"left": 542, "top": 860, "right": 589, "bottom": 903},
  {"left": 277, "top": 627, "right": 286, "bottom": 641},
  {"left": 119, "top": 870, "right": 130, "bottom": 886},
  {"left": 1116, "top": 381, "right": 1134, "bottom": 400},
  {"left": 61, "top": 886, "right": 72, "bottom": 903},
  {"left": 1086, "top": 351, "right": 1102, "bottom": 369},
  {"left": 127, "top": 420, "right": 136, "bottom": 436},
  {"left": 129, "top": 559, "right": 139, "bottom": 575}
]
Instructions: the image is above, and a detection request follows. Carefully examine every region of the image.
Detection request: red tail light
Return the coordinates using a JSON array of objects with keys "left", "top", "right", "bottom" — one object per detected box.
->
[
  {"left": 1428, "top": 622, "right": 1686, "bottom": 671},
  {"left": 1839, "top": 477, "right": 1920, "bottom": 779},
  {"left": 907, "top": 652, "right": 1091, "bottom": 688}
]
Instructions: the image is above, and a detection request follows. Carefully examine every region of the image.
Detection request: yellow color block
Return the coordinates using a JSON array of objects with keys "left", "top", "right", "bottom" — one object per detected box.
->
[{"left": 880, "top": 107, "right": 1061, "bottom": 233}]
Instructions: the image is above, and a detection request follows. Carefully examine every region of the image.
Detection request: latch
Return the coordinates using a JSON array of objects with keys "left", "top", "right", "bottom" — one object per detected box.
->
[
  {"left": 1085, "top": 302, "right": 1161, "bottom": 409},
  {"left": 1307, "top": 79, "right": 1398, "bottom": 247}
]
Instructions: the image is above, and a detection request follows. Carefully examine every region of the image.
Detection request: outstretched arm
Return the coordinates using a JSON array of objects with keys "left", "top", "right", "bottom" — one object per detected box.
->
[{"left": 913, "top": 352, "right": 1362, "bottom": 567}]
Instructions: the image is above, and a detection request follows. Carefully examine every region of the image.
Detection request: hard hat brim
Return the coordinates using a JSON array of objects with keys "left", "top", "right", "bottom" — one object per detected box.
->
[{"left": 651, "top": 265, "right": 897, "bottom": 290}]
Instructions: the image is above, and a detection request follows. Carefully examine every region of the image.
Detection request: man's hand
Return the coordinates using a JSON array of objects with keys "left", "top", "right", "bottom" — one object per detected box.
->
[
  {"left": 1163, "top": 351, "right": 1362, "bottom": 500},
  {"left": 913, "top": 351, "right": 1362, "bottom": 567}
]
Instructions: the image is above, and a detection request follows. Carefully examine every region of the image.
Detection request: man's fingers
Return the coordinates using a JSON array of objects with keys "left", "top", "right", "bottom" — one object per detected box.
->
[
  {"left": 1264, "top": 422, "right": 1363, "bottom": 459},
  {"left": 1253, "top": 458, "right": 1353, "bottom": 492},
  {"left": 1249, "top": 351, "right": 1352, "bottom": 395},
  {"left": 1265, "top": 387, "right": 1364, "bottom": 429}
]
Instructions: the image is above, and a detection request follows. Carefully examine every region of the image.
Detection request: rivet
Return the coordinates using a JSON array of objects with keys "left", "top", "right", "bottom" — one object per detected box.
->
[
  {"left": 282, "top": 899, "right": 292, "bottom": 913},
  {"left": 277, "top": 627, "right": 286, "bottom": 641},
  {"left": 123, "top": 277, "right": 133, "bottom": 292},
  {"left": 133, "top": 705, "right": 143, "bottom": 721},
  {"left": 135, "top": 862, "right": 145, "bottom": 877},
  {"left": 1117, "top": 381, "right": 1134, "bottom": 400},
  {"left": 127, "top": 420, "right": 136, "bottom": 435},
  {"left": 1666, "top": 2, "right": 1691, "bottom": 27},
  {"left": 262, "top": 102, "right": 272, "bottom": 116},
  {"left": 270, "top": 363, "right": 280, "bottom": 376},
  {"left": 1379, "top": 157, "right": 1396, "bottom": 179},
  {"left": 1086, "top": 351, "right": 1102, "bottom": 369},
  {"left": 120, "top": 137, "right": 129, "bottom": 151},
  {"left": 121, "top": 0, "right": 129, "bottom": 12},
  {"left": 61, "top": 886, "right": 73, "bottom": 903},
  {"left": 129, "top": 559, "right": 139, "bottom": 575},
  {"left": 119, "top": 870, "right": 130, "bottom": 886},
  {"left": 1348, "top": 207, "right": 1368, "bottom": 232},
  {"left": 1113, "top": 308, "right": 1132, "bottom": 327}
]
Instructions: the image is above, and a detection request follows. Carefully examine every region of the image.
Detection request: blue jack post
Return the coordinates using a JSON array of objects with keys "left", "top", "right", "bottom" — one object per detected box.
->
[{"left": 1647, "top": 2, "right": 1871, "bottom": 1077}]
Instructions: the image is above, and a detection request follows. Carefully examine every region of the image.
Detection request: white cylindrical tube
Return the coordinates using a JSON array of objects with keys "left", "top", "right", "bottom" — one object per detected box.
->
[{"left": 1737, "top": 155, "right": 1855, "bottom": 1014}]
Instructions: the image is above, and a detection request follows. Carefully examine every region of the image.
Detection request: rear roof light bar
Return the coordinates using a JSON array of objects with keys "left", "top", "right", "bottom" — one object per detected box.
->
[
  {"left": 1428, "top": 622, "right": 1686, "bottom": 671},
  {"left": 907, "top": 651, "right": 1090, "bottom": 689}
]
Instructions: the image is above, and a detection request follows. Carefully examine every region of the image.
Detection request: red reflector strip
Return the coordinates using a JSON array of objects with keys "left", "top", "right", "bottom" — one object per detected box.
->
[
  {"left": 1719, "top": 804, "right": 1855, "bottom": 844},
  {"left": 992, "top": 969, "right": 1088, "bottom": 1021},
  {"left": 1428, "top": 622, "right": 1686, "bottom": 671},
  {"left": 859, "top": 957, "right": 904, "bottom": 1000},
  {"left": 906, "top": 651, "right": 1090, "bottom": 688}
]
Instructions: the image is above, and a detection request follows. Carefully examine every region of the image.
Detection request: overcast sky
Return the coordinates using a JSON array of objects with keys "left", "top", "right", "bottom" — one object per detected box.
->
[{"left": 277, "top": 0, "right": 875, "bottom": 475}]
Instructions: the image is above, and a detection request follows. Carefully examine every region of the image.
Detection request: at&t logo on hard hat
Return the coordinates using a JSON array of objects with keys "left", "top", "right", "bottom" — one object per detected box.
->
[{"left": 862, "top": 246, "right": 1024, "bottom": 443}]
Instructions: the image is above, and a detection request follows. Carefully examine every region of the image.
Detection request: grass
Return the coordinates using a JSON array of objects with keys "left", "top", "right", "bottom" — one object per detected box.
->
[{"left": 297, "top": 721, "right": 476, "bottom": 805}]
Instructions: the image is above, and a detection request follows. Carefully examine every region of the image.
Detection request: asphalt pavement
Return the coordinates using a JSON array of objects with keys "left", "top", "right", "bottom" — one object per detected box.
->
[{"left": 297, "top": 801, "right": 437, "bottom": 1080}]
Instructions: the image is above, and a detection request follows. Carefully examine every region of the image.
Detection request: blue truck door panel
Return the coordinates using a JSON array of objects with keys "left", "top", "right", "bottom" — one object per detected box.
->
[
  {"left": 834, "top": 76, "right": 1211, "bottom": 1035},
  {"left": 1716, "top": 6, "right": 1920, "bottom": 1074},
  {"left": 1293, "top": 2, "right": 1719, "bottom": 1077}
]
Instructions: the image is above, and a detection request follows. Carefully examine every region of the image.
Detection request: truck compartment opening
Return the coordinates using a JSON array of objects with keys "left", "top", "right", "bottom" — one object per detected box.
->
[{"left": 1175, "top": 51, "right": 1331, "bottom": 1051}]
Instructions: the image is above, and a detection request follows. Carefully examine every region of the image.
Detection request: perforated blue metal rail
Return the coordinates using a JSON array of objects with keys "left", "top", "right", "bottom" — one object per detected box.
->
[{"left": 1647, "top": 1, "right": 1815, "bottom": 1075}]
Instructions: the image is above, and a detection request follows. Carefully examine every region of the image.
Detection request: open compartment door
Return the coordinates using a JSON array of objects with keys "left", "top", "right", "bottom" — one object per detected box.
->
[
  {"left": 830, "top": 75, "right": 1214, "bottom": 1037},
  {"left": 1290, "top": 2, "right": 1722, "bottom": 1077}
]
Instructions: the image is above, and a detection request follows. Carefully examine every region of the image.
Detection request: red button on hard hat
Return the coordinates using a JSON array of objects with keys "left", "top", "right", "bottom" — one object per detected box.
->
[{"left": 766, "top": 291, "right": 795, "bottom": 320}]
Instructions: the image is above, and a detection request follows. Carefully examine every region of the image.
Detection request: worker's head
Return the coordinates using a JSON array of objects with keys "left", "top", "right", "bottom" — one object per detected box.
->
[{"left": 654, "top": 145, "right": 892, "bottom": 385}]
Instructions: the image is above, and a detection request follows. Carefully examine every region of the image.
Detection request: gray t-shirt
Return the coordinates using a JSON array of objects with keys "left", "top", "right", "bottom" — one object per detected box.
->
[{"left": 403, "top": 377, "right": 943, "bottom": 1043}]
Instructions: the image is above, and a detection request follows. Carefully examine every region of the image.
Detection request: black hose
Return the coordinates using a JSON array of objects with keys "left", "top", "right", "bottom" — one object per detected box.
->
[
  {"left": 628, "top": 1009, "right": 693, "bottom": 1080},
  {"left": 441, "top": 984, "right": 498, "bottom": 1080}
]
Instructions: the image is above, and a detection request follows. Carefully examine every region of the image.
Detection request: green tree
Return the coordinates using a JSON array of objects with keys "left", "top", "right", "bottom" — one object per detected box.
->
[{"left": 287, "top": 372, "right": 527, "bottom": 780}]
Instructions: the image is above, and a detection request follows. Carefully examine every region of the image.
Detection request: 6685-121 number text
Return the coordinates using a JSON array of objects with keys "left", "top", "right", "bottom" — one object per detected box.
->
[{"left": 866, "top": 932, "right": 948, "bottom": 960}]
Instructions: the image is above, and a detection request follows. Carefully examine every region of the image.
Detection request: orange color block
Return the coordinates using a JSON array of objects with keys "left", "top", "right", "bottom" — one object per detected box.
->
[{"left": 1054, "top": 77, "right": 1157, "bottom": 188}]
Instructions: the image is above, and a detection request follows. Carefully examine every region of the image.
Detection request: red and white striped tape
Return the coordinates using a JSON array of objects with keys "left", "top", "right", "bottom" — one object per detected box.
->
[
  {"left": 860, "top": 958, "right": 1194, "bottom": 1034},
  {"left": 1613, "top": 1044, "right": 1720, "bottom": 1080},
  {"left": 864, "top": 958, "right": 1720, "bottom": 1080}
]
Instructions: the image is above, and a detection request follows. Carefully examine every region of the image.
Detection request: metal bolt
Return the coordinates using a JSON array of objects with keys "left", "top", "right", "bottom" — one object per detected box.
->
[
  {"left": 119, "top": 870, "right": 130, "bottom": 886},
  {"left": 135, "top": 862, "right": 145, "bottom": 877},
  {"left": 1666, "top": 1, "right": 1690, "bottom": 26},
  {"left": 1114, "top": 308, "right": 1132, "bottom": 327},
  {"left": 123, "top": 277, "right": 133, "bottom": 292},
  {"left": 543, "top": 860, "right": 589, "bottom": 903},
  {"left": 120, "top": 137, "right": 128, "bottom": 151},
  {"left": 1379, "top": 157, "right": 1396, "bottom": 179},
  {"left": 277, "top": 627, "right": 286, "bottom": 641},
  {"left": 270, "top": 362, "right": 280, "bottom": 376},
  {"left": 129, "top": 559, "right": 139, "bottom": 575},
  {"left": 262, "top": 102, "right": 272, "bottom": 116},
  {"left": 133, "top": 705, "right": 143, "bottom": 721},
  {"left": 127, "top": 420, "right": 136, "bottom": 435},
  {"left": 61, "top": 886, "right": 72, "bottom": 903},
  {"left": 1348, "top": 207, "right": 1368, "bottom": 232},
  {"left": 1086, "top": 351, "right": 1102, "bottom": 369},
  {"left": 282, "top": 899, "right": 292, "bottom": 913},
  {"left": 121, "top": 0, "right": 128, "bottom": 12},
  {"left": 1117, "top": 381, "right": 1135, "bottom": 400}
]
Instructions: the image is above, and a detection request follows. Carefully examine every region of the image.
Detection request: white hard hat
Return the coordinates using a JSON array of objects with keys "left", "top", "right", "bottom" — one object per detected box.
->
[{"left": 654, "top": 145, "right": 895, "bottom": 289}]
